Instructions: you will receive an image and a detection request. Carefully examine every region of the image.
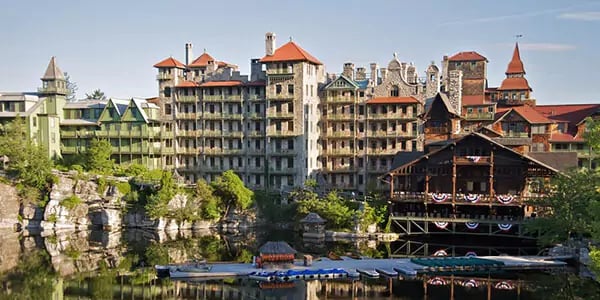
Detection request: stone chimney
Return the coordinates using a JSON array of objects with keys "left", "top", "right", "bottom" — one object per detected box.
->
[
  {"left": 185, "top": 43, "right": 193, "bottom": 65},
  {"left": 447, "top": 69, "right": 463, "bottom": 115},
  {"left": 380, "top": 68, "right": 388, "bottom": 82},
  {"left": 342, "top": 62, "right": 354, "bottom": 79},
  {"left": 356, "top": 67, "right": 366, "bottom": 80},
  {"left": 441, "top": 55, "right": 449, "bottom": 92},
  {"left": 370, "top": 63, "right": 378, "bottom": 82},
  {"left": 265, "top": 32, "right": 276, "bottom": 56}
]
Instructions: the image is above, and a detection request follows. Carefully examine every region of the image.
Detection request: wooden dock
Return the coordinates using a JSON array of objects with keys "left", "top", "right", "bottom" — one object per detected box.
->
[{"left": 167, "top": 255, "right": 569, "bottom": 280}]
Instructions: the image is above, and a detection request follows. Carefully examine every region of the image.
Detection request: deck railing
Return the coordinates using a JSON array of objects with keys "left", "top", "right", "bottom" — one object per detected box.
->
[{"left": 391, "top": 192, "right": 545, "bottom": 206}]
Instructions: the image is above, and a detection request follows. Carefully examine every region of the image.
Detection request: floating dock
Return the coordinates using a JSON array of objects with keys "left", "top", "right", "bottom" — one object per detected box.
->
[{"left": 164, "top": 255, "right": 569, "bottom": 280}]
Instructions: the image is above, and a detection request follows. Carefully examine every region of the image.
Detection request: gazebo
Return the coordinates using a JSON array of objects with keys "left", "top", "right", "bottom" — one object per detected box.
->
[
  {"left": 257, "top": 241, "right": 297, "bottom": 269},
  {"left": 300, "top": 213, "right": 326, "bottom": 239}
]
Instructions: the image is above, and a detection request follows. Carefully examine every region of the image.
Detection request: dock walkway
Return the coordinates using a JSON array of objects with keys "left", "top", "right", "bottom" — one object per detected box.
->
[{"left": 171, "top": 255, "right": 568, "bottom": 280}]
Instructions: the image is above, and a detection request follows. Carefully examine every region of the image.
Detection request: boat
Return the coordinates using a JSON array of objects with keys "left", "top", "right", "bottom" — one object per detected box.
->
[
  {"left": 356, "top": 269, "right": 380, "bottom": 278},
  {"left": 375, "top": 268, "right": 398, "bottom": 278},
  {"left": 155, "top": 259, "right": 208, "bottom": 278},
  {"left": 248, "top": 271, "right": 276, "bottom": 282},
  {"left": 275, "top": 270, "right": 304, "bottom": 282},
  {"left": 169, "top": 264, "right": 213, "bottom": 278}
]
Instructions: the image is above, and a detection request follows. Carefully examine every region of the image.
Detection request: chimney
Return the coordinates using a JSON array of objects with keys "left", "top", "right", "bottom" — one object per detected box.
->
[
  {"left": 380, "top": 68, "right": 388, "bottom": 81},
  {"left": 447, "top": 70, "right": 463, "bottom": 115},
  {"left": 370, "top": 63, "right": 378, "bottom": 83},
  {"left": 265, "top": 32, "right": 276, "bottom": 56},
  {"left": 356, "top": 67, "right": 366, "bottom": 80},
  {"left": 441, "top": 55, "right": 449, "bottom": 92},
  {"left": 185, "top": 43, "right": 193, "bottom": 65},
  {"left": 342, "top": 62, "right": 354, "bottom": 79}
]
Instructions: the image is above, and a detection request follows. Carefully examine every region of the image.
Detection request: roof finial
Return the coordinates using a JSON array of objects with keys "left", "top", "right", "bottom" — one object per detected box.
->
[
  {"left": 203, "top": 48, "right": 207, "bottom": 53},
  {"left": 289, "top": 36, "right": 293, "bottom": 42},
  {"left": 393, "top": 52, "right": 398, "bottom": 59},
  {"left": 514, "top": 34, "right": 523, "bottom": 42}
]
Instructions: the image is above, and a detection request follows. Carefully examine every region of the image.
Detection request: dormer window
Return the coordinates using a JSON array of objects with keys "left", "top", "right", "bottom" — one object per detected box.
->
[{"left": 390, "top": 86, "right": 399, "bottom": 97}]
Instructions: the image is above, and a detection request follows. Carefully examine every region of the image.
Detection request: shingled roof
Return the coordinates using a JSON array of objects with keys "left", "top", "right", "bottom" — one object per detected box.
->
[
  {"left": 42, "top": 56, "right": 65, "bottom": 80},
  {"left": 506, "top": 43, "right": 525, "bottom": 75},
  {"left": 260, "top": 41, "right": 322, "bottom": 65},
  {"left": 259, "top": 241, "right": 297, "bottom": 255}
]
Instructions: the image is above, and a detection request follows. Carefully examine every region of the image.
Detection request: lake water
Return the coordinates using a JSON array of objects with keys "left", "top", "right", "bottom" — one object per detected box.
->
[{"left": 0, "top": 227, "right": 599, "bottom": 299}]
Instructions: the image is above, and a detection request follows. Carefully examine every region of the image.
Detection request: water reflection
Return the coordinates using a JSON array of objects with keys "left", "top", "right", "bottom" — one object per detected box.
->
[{"left": 0, "top": 228, "right": 598, "bottom": 299}]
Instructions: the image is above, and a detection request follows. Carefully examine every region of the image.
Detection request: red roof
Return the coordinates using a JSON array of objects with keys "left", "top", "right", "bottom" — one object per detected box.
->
[
  {"left": 534, "top": 104, "right": 600, "bottom": 125},
  {"left": 506, "top": 43, "right": 525, "bottom": 74},
  {"left": 448, "top": 51, "right": 487, "bottom": 62},
  {"left": 511, "top": 105, "right": 553, "bottom": 124},
  {"left": 189, "top": 53, "right": 216, "bottom": 67},
  {"left": 462, "top": 95, "right": 488, "bottom": 106},
  {"left": 366, "top": 97, "right": 419, "bottom": 104},
  {"left": 260, "top": 41, "right": 322, "bottom": 65},
  {"left": 154, "top": 57, "right": 185, "bottom": 69},
  {"left": 498, "top": 77, "right": 531, "bottom": 91},
  {"left": 549, "top": 132, "right": 584, "bottom": 142},
  {"left": 200, "top": 81, "right": 243, "bottom": 87},
  {"left": 176, "top": 81, "right": 199, "bottom": 88}
]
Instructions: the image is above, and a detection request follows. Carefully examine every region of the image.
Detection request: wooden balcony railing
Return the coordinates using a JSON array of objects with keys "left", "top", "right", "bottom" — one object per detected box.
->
[
  {"left": 390, "top": 192, "right": 546, "bottom": 206},
  {"left": 455, "top": 156, "right": 491, "bottom": 165}
]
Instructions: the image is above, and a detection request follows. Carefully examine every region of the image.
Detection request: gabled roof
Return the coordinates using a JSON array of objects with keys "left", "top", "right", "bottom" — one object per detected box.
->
[
  {"left": 42, "top": 57, "right": 65, "bottom": 80},
  {"left": 423, "top": 93, "right": 460, "bottom": 117},
  {"left": 462, "top": 95, "right": 489, "bottom": 106},
  {"left": 200, "top": 81, "right": 243, "bottom": 87},
  {"left": 498, "top": 77, "right": 531, "bottom": 91},
  {"left": 260, "top": 41, "right": 322, "bottom": 65},
  {"left": 367, "top": 96, "right": 419, "bottom": 104},
  {"left": 448, "top": 51, "right": 487, "bottom": 62},
  {"left": 176, "top": 81, "right": 199, "bottom": 88},
  {"left": 549, "top": 132, "right": 584, "bottom": 142},
  {"left": 506, "top": 43, "right": 525, "bottom": 74},
  {"left": 495, "top": 105, "right": 552, "bottom": 124},
  {"left": 188, "top": 52, "right": 215, "bottom": 67},
  {"left": 324, "top": 75, "right": 360, "bottom": 90},
  {"left": 153, "top": 57, "right": 186, "bottom": 69},
  {"left": 527, "top": 152, "right": 578, "bottom": 172},
  {"left": 387, "top": 132, "right": 560, "bottom": 176}
]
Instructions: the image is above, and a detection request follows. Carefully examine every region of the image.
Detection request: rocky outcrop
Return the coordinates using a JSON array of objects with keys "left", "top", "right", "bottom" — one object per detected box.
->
[{"left": 0, "top": 182, "right": 20, "bottom": 228}]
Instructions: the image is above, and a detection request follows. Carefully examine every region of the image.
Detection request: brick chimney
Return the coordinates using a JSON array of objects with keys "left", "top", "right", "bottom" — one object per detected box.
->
[{"left": 265, "top": 32, "right": 276, "bottom": 56}]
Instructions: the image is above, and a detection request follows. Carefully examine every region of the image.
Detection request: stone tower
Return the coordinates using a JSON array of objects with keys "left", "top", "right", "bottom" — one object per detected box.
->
[{"left": 425, "top": 62, "right": 440, "bottom": 99}]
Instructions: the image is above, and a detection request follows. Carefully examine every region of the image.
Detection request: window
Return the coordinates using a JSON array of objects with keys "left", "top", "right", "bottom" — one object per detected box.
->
[
  {"left": 531, "top": 125, "right": 546, "bottom": 134},
  {"left": 164, "top": 87, "right": 171, "bottom": 97},
  {"left": 288, "top": 84, "right": 294, "bottom": 95},
  {"left": 288, "top": 140, "right": 294, "bottom": 150},
  {"left": 288, "top": 121, "right": 293, "bottom": 131},
  {"left": 276, "top": 84, "right": 282, "bottom": 94},
  {"left": 390, "top": 86, "right": 399, "bottom": 97},
  {"left": 532, "top": 143, "right": 545, "bottom": 152}
]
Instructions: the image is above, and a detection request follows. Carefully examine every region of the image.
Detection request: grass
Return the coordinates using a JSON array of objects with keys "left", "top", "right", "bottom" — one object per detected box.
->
[{"left": 60, "top": 195, "right": 82, "bottom": 210}]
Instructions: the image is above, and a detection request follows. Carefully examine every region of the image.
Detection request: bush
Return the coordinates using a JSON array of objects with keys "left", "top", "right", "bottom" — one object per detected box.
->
[
  {"left": 96, "top": 177, "right": 107, "bottom": 194},
  {"left": 61, "top": 195, "right": 82, "bottom": 210},
  {"left": 47, "top": 214, "right": 58, "bottom": 223},
  {"left": 17, "top": 184, "right": 41, "bottom": 204},
  {"left": 116, "top": 182, "right": 131, "bottom": 195},
  {"left": 72, "top": 165, "right": 84, "bottom": 174}
]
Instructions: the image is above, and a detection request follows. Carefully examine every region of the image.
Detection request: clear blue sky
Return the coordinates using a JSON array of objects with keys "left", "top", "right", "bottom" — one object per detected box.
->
[{"left": 1, "top": 0, "right": 599, "bottom": 103}]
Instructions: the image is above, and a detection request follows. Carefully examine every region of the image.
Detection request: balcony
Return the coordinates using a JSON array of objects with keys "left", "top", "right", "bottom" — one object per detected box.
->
[
  {"left": 223, "top": 149, "right": 244, "bottom": 155},
  {"left": 202, "top": 130, "right": 222, "bottom": 137},
  {"left": 367, "top": 130, "right": 415, "bottom": 138},
  {"left": 222, "top": 131, "right": 244, "bottom": 138},
  {"left": 268, "top": 94, "right": 294, "bottom": 101},
  {"left": 202, "top": 112, "right": 222, "bottom": 119},
  {"left": 222, "top": 113, "right": 243, "bottom": 120},
  {"left": 247, "top": 131, "right": 265, "bottom": 137},
  {"left": 266, "top": 67, "right": 294, "bottom": 75},
  {"left": 203, "top": 95, "right": 224, "bottom": 102},
  {"left": 177, "top": 130, "right": 197, "bottom": 138},
  {"left": 156, "top": 73, "right": 173, "bottom": 80},
  {"left": 464, "top": 112, "right": 494, "bottom": 120},
  {"left": 177, "top": 112, "right": 197, "bottom": 119},
  {"left": 269, "top": 167, "right": 297, "bottom": 174},
  {"left": 161, "top": 131, "right": 174, "bottom": 139},
  {"left": 60, "top": 131, "right": 77, "bottom": 138},
  {"left": 425, "top": 127, "right": 449, "bottom": 134},
  {"left": 324, "top": 131, "right": 354, "bottom": 138},
  {"left": 60, "top": 145, "right": 79, "bottom": 154},
  {"left": 203, "top": 148, "right": 222, "bottom": 155},
  {"left": 455, "top": 156, "right": 492, "bottom": 165},
  {"left": 326, "top": 96, "right": 355, "bottom": 103},
  {"left": 368, "top": 148, "right": 399, "bottom": 155},
  {"left": 269, "top": 148, "right": 296, "bottom": 155},
  {"left": 38, "top": 86, "right": 69, "bottom": 95},
  {"left": 505, "top": 132, "right": 529, "bottom": 138},
  {"left": 322, "top": 166, "right": 358, "bottom": 173},
  {"left": 267, "top": 112, "right": 294, "bottom": 119},
  {"left": 161, "top": 147, "right": 175, "bottom": 155},
  {"left": 326, "top": 114, "right": 356, "bottom": 121},
  {"left": 324, "top": 148, "right": 354, "bottom": 156},
  {"left": 266, "top": 130, "right": 296, "bottom": 137},
  {"left": 177, "top": 95, "right": 197, "bottom": 103},
  {"left": 222, "top": 95, "right": 242, "bottom": 102},
  {"left": 245, "top": 113, "right": 263, "bottom": 119},
  {"left": 369, "top": 113, "right": 416, "bottom": 120},
  {"left": 248, "top": 94, "right": 265, "bottom": 101}
]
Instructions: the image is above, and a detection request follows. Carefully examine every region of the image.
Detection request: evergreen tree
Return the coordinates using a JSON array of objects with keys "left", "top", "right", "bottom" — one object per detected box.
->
[{"left": 85, "top": 139, "right": 114, "bottom": 174}]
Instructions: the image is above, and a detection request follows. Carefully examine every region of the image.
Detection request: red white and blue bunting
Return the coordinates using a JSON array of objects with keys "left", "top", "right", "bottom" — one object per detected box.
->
[
  {"left": 431, "top": 193, "right": 449, "bottom": 203},
  {"left": 496, "top": 195, "right": 514, "bottom": 204},
  {"left": 498, "top": 223, "right": 513, "bottom": 231},
  {"left": 434, "top": 222, "right": 449, "bottom": 229},
  {"left": 461, "top": 279, "right": 480, "bottom": 288},
  {"left": 427, "top": 277, "right": 447, "bottom": 286},
  {"left": 465, "top": 222, "right": 479, "bottom": 230},
  {"left": 464, "top": 194, "right": 481, "bottom": 203},
  {"left": 433, "top": 249, "right": 448, "bottom": 257},
  {"left": 465, "top": 251, "right": 478, "bottom": 257},
  {"left": 495, "top": 281, "right": 515, "bottom": 290}
]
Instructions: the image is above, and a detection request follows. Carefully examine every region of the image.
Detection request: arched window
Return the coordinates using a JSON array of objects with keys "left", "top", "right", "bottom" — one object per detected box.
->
[{"left": 390, "top": 86, "right": 399, "bottom": 97}]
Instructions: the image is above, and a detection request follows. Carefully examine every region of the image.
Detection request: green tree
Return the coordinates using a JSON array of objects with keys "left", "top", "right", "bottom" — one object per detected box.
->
[
  {"left": 525, "top": 169, "right": 600, "bottom": 245},
  {"left": 145, "top": 171, "right": 177, "bottom": 219},
  {"left": 584, "top": 117, "right": 600, "bottom": 169},
  {"left": 85, "top": 139, "right": 114, "bottom": 174},
  {"left": 85, "top": 89, "right": 107, "bottom": 100},
  {"left": 211, "top": 170, "right": 253, "bottom": 217},
  {"left": 63, "top": 72, "right": 78, "bottom": 102},
  {"left": 0, "top": 118, "right": 52, "bottom": 191},
  {"left": 195, "top": 179, "right": 222, "bottom": 220}
]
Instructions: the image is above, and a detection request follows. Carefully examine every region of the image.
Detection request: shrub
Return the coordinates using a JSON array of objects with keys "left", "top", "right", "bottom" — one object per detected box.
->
[
  {"left": 71, "top": 165, "right": 84, "bottom": 174},
  {"left": 61, "top": 195, "right": 82, "bottom": 210},
  {"left": 64, "top": 246, "right": 81, "bottom": 259},
  {"left": 116, "top": 182, "right": 131, "bottom": 195},
  {"left": 47, "top": 214, "right": 58, "bottom": 223},
  {"left": 96, "top": 177, "right": 107, "bottom": 194}
]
